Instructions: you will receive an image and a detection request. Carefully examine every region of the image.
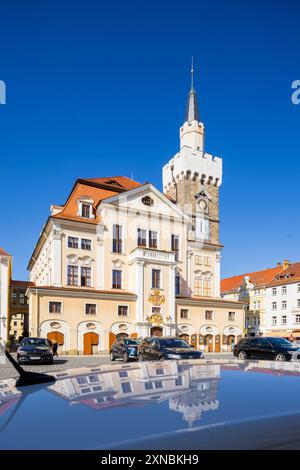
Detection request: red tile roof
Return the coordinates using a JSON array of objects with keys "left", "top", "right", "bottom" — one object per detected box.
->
[
  {"left": 52, "top": 176, "right": 143, "bottom": 224},
  {"left": 221, "top": 265, "right": 284, "bottom": 293},
  {"left": 267, "top": 262, "right": 300, "bottom": 287},
  {"left": 0, "top": 248, "right": 10, "bottom": 256}
]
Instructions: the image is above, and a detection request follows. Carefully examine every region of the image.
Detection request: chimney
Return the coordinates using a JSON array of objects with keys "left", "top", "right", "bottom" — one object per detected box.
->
[
  {"left": 283, "top": 259, "right": 290, "bottom": 270},
  {"left": 277, "top": 262, "right": 281, "bottom": 267}
]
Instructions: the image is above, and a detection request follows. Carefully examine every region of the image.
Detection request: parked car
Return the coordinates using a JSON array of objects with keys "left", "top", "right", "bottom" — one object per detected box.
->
[
  {"left": 17, "top": 337, "right": 53, "bottom": 365},
  {"left": 233, "top": 336, "right": 300, "bottom": 361},
  {"left": 138, "top": 336, "right": 203, "bottom": 361},
  {"left": 110, "top": 337, "right": 140, "bottom": 362}
]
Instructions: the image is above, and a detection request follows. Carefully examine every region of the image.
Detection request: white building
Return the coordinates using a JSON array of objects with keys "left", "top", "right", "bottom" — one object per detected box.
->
[{"left": 265, "top": 262, "right": 300, "bottom": 339}]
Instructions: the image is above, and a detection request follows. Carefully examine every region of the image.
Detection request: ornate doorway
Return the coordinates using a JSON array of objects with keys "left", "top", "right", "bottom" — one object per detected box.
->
[
  {"left": 83, "top": 332, "right": 99, "bottom": 355},
  {"left": 204, "top": 334, "right": 214, "bottom": 353},
  {"left": 47, "top": 331, "right": 64, "bottom": 347},
  {"left": 151, "top": 326, "right": 163, "bottom": 337}
]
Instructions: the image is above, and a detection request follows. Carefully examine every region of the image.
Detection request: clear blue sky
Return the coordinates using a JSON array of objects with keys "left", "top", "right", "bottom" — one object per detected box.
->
[{"left": 0, "top": 0, "right": 299, "bottom": 280}]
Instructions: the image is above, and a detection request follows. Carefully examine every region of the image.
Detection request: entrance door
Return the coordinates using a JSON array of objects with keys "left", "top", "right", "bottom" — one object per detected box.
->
[
  {"left": 190, "top": 334, "right": 197, "bottom": 349},
  {"left": 215, "top": 334, "right": 221, "bottom": 353},
  {"left": 151, "top": 326, "right": 163, "bottom": 337},
  {"left": 47, "top": 331, "right": 64, "bottom": 348},
  {"left": 227, "top": 335, "right": 235, "bottom": 352},
  {"left": 204, "top": 334, "right": 213, "bottom": 353},
  {"left": 83, "top": 332, "right": 99, "bottom": 355},
  {"left": 109, "top": 333, "right": 116, "bottom": 350}
]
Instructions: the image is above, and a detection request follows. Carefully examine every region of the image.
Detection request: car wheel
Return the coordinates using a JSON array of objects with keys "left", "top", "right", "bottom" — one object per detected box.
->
[
  {"left": 274, "top": 353, "right": 286, "bottom": 362},
  {"left": 110, "top": 352, "right": 115, "bottom": 361},
  {"left": 238, "top": 351, "right": 247, "bottom": 360},
  {"left": 123, "top": 352, "right": 129, "bottom": 363}
]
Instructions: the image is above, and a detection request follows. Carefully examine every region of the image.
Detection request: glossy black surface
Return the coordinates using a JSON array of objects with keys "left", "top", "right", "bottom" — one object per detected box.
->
[
  {"left": 2, "top": 359, "right": 300, "bottom": 449},
  {"left": 110, "top": 338, "right": 139, "bottom": 361},
  {"left": 17, "top": 337, "right": 53, "bottom": 364}
]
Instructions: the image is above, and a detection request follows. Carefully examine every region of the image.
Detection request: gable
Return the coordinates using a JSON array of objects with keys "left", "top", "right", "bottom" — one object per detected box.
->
[{"left": 99, "top": 184, "right": 189, "bottom": 222}]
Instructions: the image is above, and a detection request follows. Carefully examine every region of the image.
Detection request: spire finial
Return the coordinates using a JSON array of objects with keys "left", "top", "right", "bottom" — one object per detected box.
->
[
  {"left": 185, "top": 56, "right": 200, "bottom": 122},
  {"left": 191, "top": 56, "right": 194, "bottom": 91}
]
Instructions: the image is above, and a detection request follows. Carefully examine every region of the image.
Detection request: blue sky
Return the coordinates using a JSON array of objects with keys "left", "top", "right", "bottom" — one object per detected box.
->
[{"left": 0, "top": 0, "right": 299, "bottom": 280}]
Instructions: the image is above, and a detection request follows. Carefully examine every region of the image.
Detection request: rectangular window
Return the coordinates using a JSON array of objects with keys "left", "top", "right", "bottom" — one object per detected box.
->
[
  {"left": 118, "top": 305, "right": 128, "bottom": 316},
  {"left": 272, "top": 316, "right": 277, "bottom": 326},
  {"left": 282, "top": 316, "right": 287, "bottom": 325},
  {"left": 49, "top": 302, "right": 62, "bottom": 314},
  {"left": 272, "top": 287, "right": 277, "bottom": 296},
  {"left": 81, "top": 239, "right": 91, "bottom": 250},
  {"left": 67, "top": 265, "right": 78, "bottom": 286},
  {"left": 144, "top": 382, "right": 153, "bottom": 390},
  {"left": 81, "top": 267, "right": 91, "bottom": 287},
  {"left": 81, "top": 204, "right": 91, "bottom": 218},
  {"left": 12, "top": 291, "right": 17, "bottom": 304},
  {"left": 296, "top": 315, "right": 300, "bottom": 324},
  {"left": 112, "top": 224, "right": 122, "bottom": 253},
  {"left": 282, "top": 286, "right": 287, "bottom": 295},
  {"left": 205, "top": 310, "right": 214, "bottom": 321},
  {"left": 68, "top": 236, "right": 79, "bottom": 249},
  {"left": 298, "top": 284, "right": 300, "bottom": 293},
  {"left": 194, "top": 278, "right": 202, "bottom": 296},
  {"left": 272, "top": 302, "right": 277, "bottom": 311},
  {"left": 203, "top": 279, "right": 211, "bottom": 297},
  {"left": 204, "top": 256, "right": 212, "bottom": 267},
  {"left": 149, "top": 230, "right": 158, "bottom": 249},
  {"left": 137, "top": 228, "right": 147, "bottom": 247},
  {"left": 154, "top": 381, "right": 163, "bottom": 389},
  {"left": 119, "top": 371, "right": 128, "bottom": 378},
  {"left": 298, "top": 299, "right": 300, "bottom": 308},
  {"left": 20, "top": 293, "right": 25, "bottom": 304},
  {"left": 180, "top": 309, "right": 189, "bottom": 319},
  {"left": 171, "top": 234, "right": 180, "bottom": 261},
  {"left": 152, "top": 269, "right": 161, "bottom": 289},
  {"left": 112, "top": 270, "right": 122, "bottom": 289},
  {"left": 175, "top": 376, "right": 183, "bottom": 387},
  {"left": 194, "top": 255, "right": 202, "bottom": 265},
  {"left": 121, "top": 382, "right": 132, "bottom": 394},
  {"left": 155, "top": 368, "right": 164, "bottom": 375},
  {"left": 228, "top": 311, "right": 236, "bottom": 321},
  {"left": 175, "top": 275, "right": 180, "bottom": 295},
  {"left": 282, "top": 301, "right": 287, "bottom": 310},
  {"left": 85, "top": 304, "right": 96, "bottom": 315}
]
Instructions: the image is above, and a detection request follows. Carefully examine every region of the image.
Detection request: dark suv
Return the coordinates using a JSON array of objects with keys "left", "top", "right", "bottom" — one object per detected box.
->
[
  {"left": 110, "top": 337, "right": 140, "bottom": 362},
  {"left": 138, "top": 336, "right": 203, "bottom": 361},
  {"left": 233, "top": 337, "right": 300, "bottom": 361}
]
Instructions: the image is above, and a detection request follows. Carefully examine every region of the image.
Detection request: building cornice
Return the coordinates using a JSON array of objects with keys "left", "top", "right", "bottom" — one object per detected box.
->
[
  {"left": 27, "top": 286, "right": 137, "bottom": 301},
  {"left": 176, "top": 296, "right": 245, "bottom": 309}
]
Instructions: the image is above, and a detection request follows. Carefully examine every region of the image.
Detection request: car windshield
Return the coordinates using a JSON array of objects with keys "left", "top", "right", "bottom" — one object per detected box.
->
[
  {"left": 269, "top": 338, "right": 295, "bottom": 347},
  {"left": 21, "top": 339, "right": 49, "bottom": 348},
  {"left": 124, "top": 339, "right": 138, "bottom": 345},
  {"left": 159, "top": 339, "right": 190, "bottom": 349}
]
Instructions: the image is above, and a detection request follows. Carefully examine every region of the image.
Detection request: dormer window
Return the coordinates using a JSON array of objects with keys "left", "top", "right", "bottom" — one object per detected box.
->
[{"left": 77, "top": 197, "right": 95, "bottom": 219}]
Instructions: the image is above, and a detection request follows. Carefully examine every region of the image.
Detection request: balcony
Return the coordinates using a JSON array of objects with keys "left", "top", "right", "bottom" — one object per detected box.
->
[{"left": 129, "top": 247, "right": 176, "bottom": 265}]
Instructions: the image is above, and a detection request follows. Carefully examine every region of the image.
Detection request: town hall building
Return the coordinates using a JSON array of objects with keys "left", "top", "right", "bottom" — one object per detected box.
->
[{"left": 27, "top": 70, "right": 244, "bottom": 354}]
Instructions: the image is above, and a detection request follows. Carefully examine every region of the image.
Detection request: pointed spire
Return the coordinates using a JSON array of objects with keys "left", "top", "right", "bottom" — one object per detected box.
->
[{"left": 185, "top": 57, "right": 200, "bottom": 123}]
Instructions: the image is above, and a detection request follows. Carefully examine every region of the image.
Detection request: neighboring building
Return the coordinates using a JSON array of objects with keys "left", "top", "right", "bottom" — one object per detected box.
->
[
  {"left": 221, "top": 260, "right": 292, "bottom": 337},
  {"left": 0, "top": 248, "right": 11, "bottom": 344},
  {"left": 9, "top": 280, "right": 33, "bottom": 340},
  {"left": 265, "top": 262, "right": 300, "bottom": 340},
  {"left": 27, "top": 70, "right": 244, "bottom": 354}
]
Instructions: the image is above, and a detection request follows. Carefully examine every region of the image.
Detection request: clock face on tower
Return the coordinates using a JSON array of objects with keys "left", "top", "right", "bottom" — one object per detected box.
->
[{"left": 198, "top": 199, "right": 207, "bottom": 211}]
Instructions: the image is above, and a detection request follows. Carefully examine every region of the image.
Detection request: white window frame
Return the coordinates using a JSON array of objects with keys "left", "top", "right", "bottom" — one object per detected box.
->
[
  {"left": 67, "top": 236, "right": 79, "bottom": 249},
  {"left": 282, "top": 286, "right": 287, "bottom": 295},
  {"left": 48, "top": 301, "right": 63, "bottom": 314},
  {"left": 272, "top": 287, "right": 277, "bottom": 296},
  {"left": 272, "top": 302, "right": 277, "bottom": 311},
  {"left": 152, "top": 268, "right": 162, "bottom": 290},
  {"left": 272, "top": 316, "right": 277, "bottom": 326},
  {"left": 179, "top": 308, "right": 190, "bottom": 320},
  {"left": 171, "top": 234, "right": 180, "bottom": 261},
  {"left": 205, "top": 309, "right": 214, "bottom": 321},
  {"left": 117, "top": 304, "right": 129, "bottom": 317},
  {"left": 112, "top": 223, "right": 125, "bottom": 254},
  {"left": 112, "top": 269, "right": 123, "bottom": 289},
  {"left": 80, "top": 238, "right": 92, "bottom": 251},
  {"left": 84, "top": 303, "right": 98, "bottom": 315}
]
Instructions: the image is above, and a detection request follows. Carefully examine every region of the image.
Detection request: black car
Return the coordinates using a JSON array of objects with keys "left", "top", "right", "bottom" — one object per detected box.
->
[
  {"left": 233, "top": 336, "right": 300, "bottom": 361},
  {"left": 110, "top": 337, "right": 140, "bottom": 362},
  {"left": 17, "top": 337, "right": 53, "bottom": 365},
  {"left": 138, "top": 336, "right": 203, "bottom": 361}
]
